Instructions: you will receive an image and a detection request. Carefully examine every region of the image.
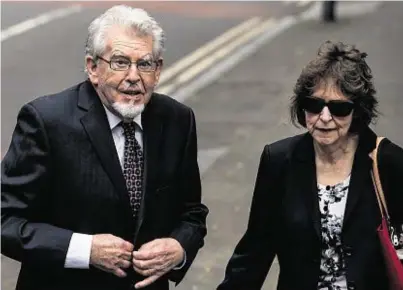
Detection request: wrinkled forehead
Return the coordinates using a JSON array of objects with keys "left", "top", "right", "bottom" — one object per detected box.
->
[
  {"left": 103, "top": 26, "right": 154, "bottom": 57},
  {"left": 312, "top": 78, "right": 349, "bottom": 102}
]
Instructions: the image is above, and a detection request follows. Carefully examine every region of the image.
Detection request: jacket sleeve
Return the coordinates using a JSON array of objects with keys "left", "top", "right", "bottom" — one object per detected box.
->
[
  {"left": 217, "top": 145, "right": 283, "bottom": 290},
  {"left": 168, "top": 108, "right": 209, "bottom": 284},
  {"left": 1, "top": 103, "right": 73, "bottom": 268},
  {"left": 379, "top": 139, "right": 403, "bottom": 225}
]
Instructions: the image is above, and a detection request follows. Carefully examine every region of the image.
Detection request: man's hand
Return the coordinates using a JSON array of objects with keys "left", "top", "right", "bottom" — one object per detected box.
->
[
  {"left": 90, "top": 234, "right": 134, "bottom": 278},
  {"left": 132, "top": 238, "right": 184, "bottom": 289}
]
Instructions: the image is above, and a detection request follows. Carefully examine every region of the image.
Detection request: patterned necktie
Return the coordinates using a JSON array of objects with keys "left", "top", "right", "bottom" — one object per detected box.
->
[{"left": 121, "top": 122, "right": 144, "bottom": 218}]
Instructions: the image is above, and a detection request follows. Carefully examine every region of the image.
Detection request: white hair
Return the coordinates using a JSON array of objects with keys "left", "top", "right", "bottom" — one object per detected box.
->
[{"left": 85, "top": 5, "right": 165, "bottom": 60}]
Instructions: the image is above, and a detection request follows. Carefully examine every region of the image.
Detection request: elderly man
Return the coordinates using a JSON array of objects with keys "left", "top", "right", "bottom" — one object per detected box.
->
[{"left": 1, "top": 5, "right": 208, "bottom": 290}]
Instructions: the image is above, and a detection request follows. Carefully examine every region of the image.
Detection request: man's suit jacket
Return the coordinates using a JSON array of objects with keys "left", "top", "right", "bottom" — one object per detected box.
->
[
  {"left": 1, "top": 80, "right": 208, "bottom": 290},
  {"left": 218, "top": 127, "right": 403, "bottom": 290}
]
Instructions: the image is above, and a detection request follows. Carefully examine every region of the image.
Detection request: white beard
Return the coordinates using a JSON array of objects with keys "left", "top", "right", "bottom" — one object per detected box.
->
[{"left": 112, "top": 102, "right": 145, "bottom": 119}]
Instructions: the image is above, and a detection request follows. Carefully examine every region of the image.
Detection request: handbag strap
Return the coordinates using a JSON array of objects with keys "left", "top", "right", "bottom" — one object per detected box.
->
[{"left": 370, "top": 136, "right": 390, "bottom": 220}]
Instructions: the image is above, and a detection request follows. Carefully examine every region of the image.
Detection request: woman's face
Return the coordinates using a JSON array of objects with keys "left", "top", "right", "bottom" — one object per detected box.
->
[{"left": 305, "top": 82, "right": 354, "bottom": 147}]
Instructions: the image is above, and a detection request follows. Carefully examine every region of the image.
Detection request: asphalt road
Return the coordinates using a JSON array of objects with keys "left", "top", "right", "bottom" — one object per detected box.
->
[{"left": 2, "top": 1, "right": 402, "bottom": 290}]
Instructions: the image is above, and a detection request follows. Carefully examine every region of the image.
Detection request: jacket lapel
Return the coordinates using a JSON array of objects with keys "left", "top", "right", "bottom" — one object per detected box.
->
[
  {"left": 292, "top": 134, "right": 322, "bottom": 238},
  {"left": 78, "top": 81, "right": 133, "bottom": 219},
  {"left": 342, "top": 127, "right": 377, "bottom": 229},
  {"left": 134, "top": 93, "right": 165, "bottom": 238}
]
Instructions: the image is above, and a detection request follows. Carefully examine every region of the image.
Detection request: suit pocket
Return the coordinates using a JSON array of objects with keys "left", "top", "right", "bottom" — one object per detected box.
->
[
  {"left": 147, "top": 185, "right": 178, "bottom": 235},
  {"left": 154, "top": 185, "right": 181, "bottom": 213},
  {"left": 155, "top": 185, "right": 171, "bottom": 195},
  {"left": 151, "top": 185, "right": 174, "bottom": 210}
]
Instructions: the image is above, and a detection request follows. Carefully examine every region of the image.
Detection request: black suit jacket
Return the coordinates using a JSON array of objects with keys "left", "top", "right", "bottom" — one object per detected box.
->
[
  {"left": 218, "top": 127, "right": 403, "bottom": 290},
  {"left": 1, "top": 80, "right": 208, "bottom": 290}
]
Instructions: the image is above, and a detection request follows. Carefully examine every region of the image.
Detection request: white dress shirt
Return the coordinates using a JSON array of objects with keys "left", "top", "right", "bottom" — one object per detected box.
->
[{"left": 64, "top": 106, "right": 185, "bottom": 269}]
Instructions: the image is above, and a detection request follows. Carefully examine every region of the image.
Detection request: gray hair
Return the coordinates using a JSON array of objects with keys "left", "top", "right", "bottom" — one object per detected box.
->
[{"left": 85, "top": 5, "right": 166, "bottom": 61}]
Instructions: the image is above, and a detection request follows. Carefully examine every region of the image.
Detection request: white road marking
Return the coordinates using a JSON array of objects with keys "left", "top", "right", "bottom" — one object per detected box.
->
[
  {"left": 1, "top": 5, "right": 83, "bottom": 42},
  {"left": 170, "top": 16, "right": 297, "bottom": 103},
  {"left": 175, "top": 18, "right": 275, "bottom": 85},
  {"left": 162, "top": 1, "right": 382, "bottom": 104},
  {"left": 198, "top": 147, "right": 229, "bottom": 175},
  {"left": 297, "top": 0, "right": 312, "bottom": 7},
  {"left": 158, "top": 18, "right": 276, "bottom": 96},
  {"left": 157, "top": 17, "right": 261, "bottom": 88},
  {"left": 282, "top": 0, "right": 294, "bottom": 6},
  {"left": 282, "top": 0, "right": 312, "bottom": 7}
]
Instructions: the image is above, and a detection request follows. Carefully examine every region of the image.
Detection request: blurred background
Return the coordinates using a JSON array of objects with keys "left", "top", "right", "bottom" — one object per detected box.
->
[{"left": 2, "top": 1, "right": 403, "bottom": 289}]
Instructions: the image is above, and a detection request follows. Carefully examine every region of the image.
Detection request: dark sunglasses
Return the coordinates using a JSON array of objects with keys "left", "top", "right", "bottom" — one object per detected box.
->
[{"left": 301, "top": 96, "right": 355, "bottom": 117}]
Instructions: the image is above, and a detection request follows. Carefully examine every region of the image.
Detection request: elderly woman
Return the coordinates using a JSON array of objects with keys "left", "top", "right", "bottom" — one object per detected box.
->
[{"left": 217, "top": 41, "right": 403, "bottom": 290}]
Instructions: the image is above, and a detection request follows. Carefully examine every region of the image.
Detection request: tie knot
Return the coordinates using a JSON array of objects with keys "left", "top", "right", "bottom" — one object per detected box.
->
[{"left": 121, "top": 121, "right": 136, "bottom": 136}]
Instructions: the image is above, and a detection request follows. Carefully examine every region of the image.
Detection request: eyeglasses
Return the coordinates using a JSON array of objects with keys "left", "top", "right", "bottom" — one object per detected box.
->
[
  {"left": 301, "top": 96, "right": 355, "bottom": 117},
  {"left": 97, "top": 55, "right": 159, "bottom": 73}
]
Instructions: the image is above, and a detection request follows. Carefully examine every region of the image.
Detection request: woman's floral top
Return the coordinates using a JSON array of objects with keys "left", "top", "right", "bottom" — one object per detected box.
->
[{"left": 317, "top": 175, "right": 350, "bottom": 290}]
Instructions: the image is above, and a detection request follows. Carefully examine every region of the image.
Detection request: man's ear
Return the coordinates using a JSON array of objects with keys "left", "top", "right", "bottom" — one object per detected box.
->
[{"left": 85, "top": 56, "right": 99, "bottom": 85}]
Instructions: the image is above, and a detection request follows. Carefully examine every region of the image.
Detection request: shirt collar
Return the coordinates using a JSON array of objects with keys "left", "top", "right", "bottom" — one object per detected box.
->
[{"left": 103, "top": 105, "right": 143, "bottom": 130}]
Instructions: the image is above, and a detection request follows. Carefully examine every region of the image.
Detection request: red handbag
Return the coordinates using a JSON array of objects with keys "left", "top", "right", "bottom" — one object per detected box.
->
[{"left": 371, "top": 137, "right": 403, "bottom": 290}]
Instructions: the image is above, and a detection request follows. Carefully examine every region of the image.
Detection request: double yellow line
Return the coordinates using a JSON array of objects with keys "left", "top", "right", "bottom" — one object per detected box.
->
[{"left": 156, "top": 17, "right": 277, "bottom": 95}]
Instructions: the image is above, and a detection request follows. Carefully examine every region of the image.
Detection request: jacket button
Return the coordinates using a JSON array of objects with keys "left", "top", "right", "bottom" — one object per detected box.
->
[
  {"left": 344, "top": 246, "right": 353, "bottom": 257},
  {"left": 347, "top": 281, "right": 356, "bottom": 290}
]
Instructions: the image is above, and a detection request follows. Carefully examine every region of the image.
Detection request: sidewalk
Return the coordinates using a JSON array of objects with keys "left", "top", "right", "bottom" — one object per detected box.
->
[{"left": 177, "top": 2, "right": 403, "bottom": 289}]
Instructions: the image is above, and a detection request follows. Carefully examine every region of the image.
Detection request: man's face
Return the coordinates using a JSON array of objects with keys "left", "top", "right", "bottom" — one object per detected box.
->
[{"left": 86, "top": 26, "right": 163, "bottom": 120}]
